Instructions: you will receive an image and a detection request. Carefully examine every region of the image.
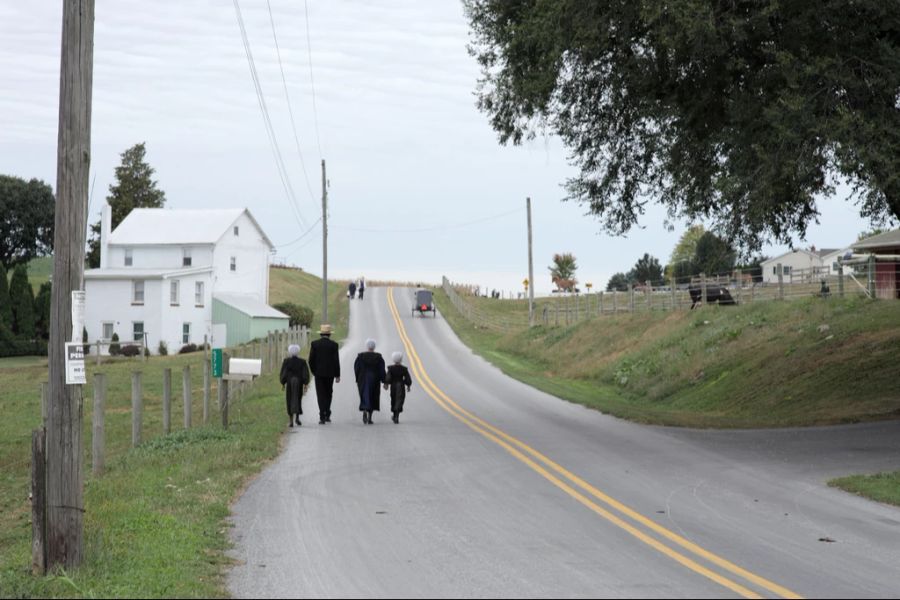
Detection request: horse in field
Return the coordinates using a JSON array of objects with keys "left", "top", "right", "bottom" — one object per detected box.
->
[{"left": 688, "top": 283, "right": 736, "bottom": 309}]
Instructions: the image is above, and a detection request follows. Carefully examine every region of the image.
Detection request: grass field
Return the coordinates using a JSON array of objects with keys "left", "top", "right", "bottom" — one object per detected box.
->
[
  {"left": 26, "top": 256, "right": 53, "bottom": 292},
  {"left": 0, "top": 267, "right": 346, "bottom": 598},
  {"left": 829, "top": 472, "right": 900, "bottom": 508},
  {"left": 435, "top": 289, "right": 900, "bottom": 428},
  {"left": 269, "top": 266, "right": 349, "bottom": 340}
]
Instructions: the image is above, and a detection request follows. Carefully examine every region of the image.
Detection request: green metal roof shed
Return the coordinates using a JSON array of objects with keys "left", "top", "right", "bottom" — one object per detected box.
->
[{"left": 212, "top": 294, "right": 289, "bottom": 347}]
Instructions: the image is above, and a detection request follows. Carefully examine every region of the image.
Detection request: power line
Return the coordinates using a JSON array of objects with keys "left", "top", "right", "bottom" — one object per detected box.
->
[
  {"left": 232, "top": 0, "right": 308, "bottom": 229},
  {"left": 265, "top": 0, "right": 317, "bottom": 213},
  {"left": 274, "top": 216, "right": 322, "bottom": 248},
  {"left": 303, "top": 0, "right": 324, "bottom": 160},
  {"left": 332, "top": 207, "right": 525, "bottom": 234}
]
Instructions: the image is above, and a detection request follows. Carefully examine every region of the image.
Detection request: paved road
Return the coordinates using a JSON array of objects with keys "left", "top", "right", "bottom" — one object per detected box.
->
[{"left": 228, "top": 287, "right": 900, "bottom": 599}]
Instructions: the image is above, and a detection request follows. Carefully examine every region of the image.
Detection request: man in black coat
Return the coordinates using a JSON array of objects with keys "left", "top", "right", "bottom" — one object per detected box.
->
[{"left": 308, "top": 323, "right": 340, "bottom": 424}]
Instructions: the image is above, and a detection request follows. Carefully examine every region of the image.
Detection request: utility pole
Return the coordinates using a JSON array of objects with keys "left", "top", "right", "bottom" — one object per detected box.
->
[
  {"left": 527, "top": 197, "right": 535, "bottom": 327},
  {"left": 321, "top": 159, "right": 328, "bottom": 324},
  {"left": 46, "top": 0, "right": 95, "bottom": 570}
]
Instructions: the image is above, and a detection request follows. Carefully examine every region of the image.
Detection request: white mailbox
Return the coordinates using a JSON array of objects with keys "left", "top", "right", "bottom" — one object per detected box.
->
[{"left": 226, "top": 358, "right": 262, "bottom": 381}]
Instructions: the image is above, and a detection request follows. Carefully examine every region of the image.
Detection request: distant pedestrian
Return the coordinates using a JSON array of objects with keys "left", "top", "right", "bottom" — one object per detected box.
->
[
  {"left": 309, "top": 324, "right": 340, "bottom": 424},
  {"left": 354, "top": 338, "right": 384, "bottom": 424},
  {"left": 384, "top": 351, "right": 412, "bottom": 424},
  {"left": 348, "top": 281, "right": 357, "bottom": 300},
  {"left": 358, "top": 278, "right": 366, "bottom": 300},
  {"left": 279, "top": 344, "right": 310, "bottom": 428}
]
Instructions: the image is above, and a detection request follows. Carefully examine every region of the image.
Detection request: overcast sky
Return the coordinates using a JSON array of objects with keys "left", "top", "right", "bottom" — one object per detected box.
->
[{"left": 0, "top": 1, "right": 877, "bottom": 295}]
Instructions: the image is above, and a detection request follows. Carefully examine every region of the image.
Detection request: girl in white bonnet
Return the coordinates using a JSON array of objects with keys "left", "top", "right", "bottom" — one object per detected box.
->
[{"left": 384, "top": 351, "right": 413, "bottom": 424}]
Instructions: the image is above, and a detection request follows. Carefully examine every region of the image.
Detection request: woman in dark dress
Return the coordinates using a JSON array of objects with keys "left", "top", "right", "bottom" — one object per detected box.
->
[
  {"left": 354, "top": 338, "right": 385, "bottom": 424},
  {"left": 384, "top": 351, "right": 412, "bottom": 424},
  {"left": 280, "top": 344, "right": 310, "bottom": 427}
]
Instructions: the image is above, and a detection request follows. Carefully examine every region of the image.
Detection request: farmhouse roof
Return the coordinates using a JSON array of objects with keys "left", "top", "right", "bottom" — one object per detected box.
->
[
  {"left": 852, "top": 228, "right": 900, "bottom": 251},
  {"left": 84, "top": 266, "right": 214, "bottom": 280},
  {"left": 214, "top": 293, "right": 288, "bottom": 319},
  {"left": 107, "top": 208, "right": 273, "bottom": 249},
  {"left": 760, "top": 249, "right": 821, "bottom": 264}
]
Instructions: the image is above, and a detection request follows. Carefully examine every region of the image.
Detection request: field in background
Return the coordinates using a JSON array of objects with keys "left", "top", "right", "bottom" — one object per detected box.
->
[
  {"left": 269, "top": 266, "right": 349, "bottom": 340},
  {"left": 0, "top": 267, "right": 345, "bottom": 597},
  {"left": 434, "top": 288, "right": 900, "bottom": 428}
]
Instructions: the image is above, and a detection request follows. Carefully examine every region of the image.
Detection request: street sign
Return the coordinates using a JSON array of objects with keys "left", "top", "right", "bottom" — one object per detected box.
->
[
  {"left": 523, "top": 278, "right": 529, "bottom": 288},
  {"left": 65, "top": 342, "right": 86, "bottom": 385},
  {"left": 586, "top": 282, "right": 593, "bottom": 290},
  {"left": 212, "top": 348, "right": 223, "bottom": 378}
]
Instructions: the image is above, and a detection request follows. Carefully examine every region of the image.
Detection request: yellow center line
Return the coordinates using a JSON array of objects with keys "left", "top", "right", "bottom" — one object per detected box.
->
[{"left": 387, "top": 288, "right": 802, "bottom": 600}]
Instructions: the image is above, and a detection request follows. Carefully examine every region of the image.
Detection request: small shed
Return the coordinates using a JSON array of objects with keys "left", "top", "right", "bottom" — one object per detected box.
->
[
  {"left": 212, "top": 294, "right": 290, "bottom": 346},
  {"left": 851, "top": 229, "right": 900, "bottom": 300}
]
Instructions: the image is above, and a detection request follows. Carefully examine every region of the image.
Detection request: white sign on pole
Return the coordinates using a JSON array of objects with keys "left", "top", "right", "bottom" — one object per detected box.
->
[
  {"left": 211, "top": 323, "right": 227, "bottom": 348},
  {"left": 71, "top": 290, "right": 86, "bottom": 343},
  {"left": 65, "top": 342, "right": 86, "bottom": 385}
]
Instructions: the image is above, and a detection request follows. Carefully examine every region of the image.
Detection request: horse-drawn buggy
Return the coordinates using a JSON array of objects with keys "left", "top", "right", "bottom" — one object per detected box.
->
[{"left": 412, "top": 289, "right": 437, "bottom": 318}]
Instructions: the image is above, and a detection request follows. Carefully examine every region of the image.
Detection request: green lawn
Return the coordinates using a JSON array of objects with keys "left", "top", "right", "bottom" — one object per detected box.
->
[
  {"left": 0, "top": 267, "right": 347, "bottom": 598},
  {"left": 829, "top": 472, "right": 900, "bottom": 507},
  {"left": 269, "top": 266, "right": 349, "bottom": 341},
  {"left": 435, "top": 289, "right": 900, "bottom": 428},
  {"left": 26, "top": 256, "right": 53, "bottom": 293},
  {"left": 0, "top": 356, "right": 47, "bottom": 370}
]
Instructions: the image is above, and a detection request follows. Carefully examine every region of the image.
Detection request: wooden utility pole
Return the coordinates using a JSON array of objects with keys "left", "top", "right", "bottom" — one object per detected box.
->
[
  {"left": 45, "top": 0, "right": 94, "bottom": 570},
  {"left": 321, "top": 159, "right": 328, "bottom": 324},
  {"left": 527, "top": 197, "right": 535, "bottom": 327}
]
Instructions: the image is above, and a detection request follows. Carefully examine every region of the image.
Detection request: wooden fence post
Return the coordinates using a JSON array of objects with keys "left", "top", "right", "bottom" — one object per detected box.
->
[
  {"left": 203, "top": 358, "right": 210, "bottom": 424},
  {"left": 700, "top": 273, "right": 708, "bottom": 305},
  {"left": 777, "top": 264, "right": 784, "bottom": 300},
  {"left": 219, "top": 352, "right": 230, "bottom": 429},
  {"left": 645, "top": 281, "right": 652, "bottom": 311},
  {"left": 867, "top": 254, "right": 876, "bottom": 298},
  {"left": 92, "top": 373, "right": 105, "bottom": 476},
  {"left": 95, "top": 340, "right": 101, "bottom": 366},
  {"left": 183, "top": 365, "right": 191, "bottom": 429},
  {"left": 162, "top": 368, "right": 171, "bottom": 435},
  {"left": 629, "top": 284, "right": 635, "bottom": 312},
  {"left": 671, "top": 283, "right": 677, "bottom": 311},
  {"left": 613, "top": 290, "right": 618, "bottom": 313},
  {"left": 599, "top": 291, "right": 604, "bottom": 315},
  {"left": 131, "top": 371, "right": 142, "bottom": 447},
  {"left": 737, "top": 269, "right": 743, "bottom": 305},
  {"left": 31, "top": 427, "right": 47, "bottom": 575},
  {"left": 838, "top": 265, "right": 845, "bottom": 298},
  {"left": 40, "top": 382, "right": 49, "bottom": 426}
]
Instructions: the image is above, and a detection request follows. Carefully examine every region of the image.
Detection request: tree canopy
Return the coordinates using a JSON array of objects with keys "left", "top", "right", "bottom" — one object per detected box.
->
[
  {"left": 629, "top": 253, "right": 665, "bottom": 286},
  {"left": 0, "top": 175, "right": 55, "bottom": 268},
  {"left": 464, "top": 1, "right": 900, "bottom": 251},
  {"left": 87, "top": 142, "right": 167, "bottom": 267},
  {"left": 606, "top": 272, "right": 630, "bottom": 292},
  {"left": 0, "top": 265, "right": 12, "bottom": 329}
]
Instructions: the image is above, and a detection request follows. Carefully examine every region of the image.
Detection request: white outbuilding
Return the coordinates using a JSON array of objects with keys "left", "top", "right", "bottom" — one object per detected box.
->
[{"left": 84, "top": 205, "right": 288, "bottom": 354}]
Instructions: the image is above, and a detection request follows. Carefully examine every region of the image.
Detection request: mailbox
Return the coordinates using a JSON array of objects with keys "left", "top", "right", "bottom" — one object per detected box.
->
[{"left": 225, "top": 358, "right": 262, "bottom": 381}]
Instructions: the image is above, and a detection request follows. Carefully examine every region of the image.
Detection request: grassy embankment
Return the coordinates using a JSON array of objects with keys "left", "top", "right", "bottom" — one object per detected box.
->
[
  {"left": 435, "top": 289, "right": 900, "bottom": 429},
  {"left": 829, "top": 472, "right": 900, "bottom": 508},
  {"left": 0, "top": 268, "right": 347, "bottom": 598}
]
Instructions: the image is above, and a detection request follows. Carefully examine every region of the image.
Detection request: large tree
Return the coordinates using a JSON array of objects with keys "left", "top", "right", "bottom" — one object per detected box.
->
[
  {"left": 606, "top": 272, "right": 630, "bottom": 291},
  {"left": 0, "top": 175, "right": 55, "bottom": 268},
  {"left": 34, "top": 281, "right": 52, "bottom": 340},
  {"left": 0, "top": 265, "right": 12, "bottom": 329},
  {"left": 465, "top": 1, "right": 900, "bottom": 251},
  {"left": 549, "top": 252, "right": 578, "bottom": 290},
  {"left": 666, "top": 225, "right": 705, "bottom": 282},
  {"left": 693, "top": 231, "right": 737, "bottom": 277},
  {"left": 87, "top": 142, "right": 167, "bottom": 267}
]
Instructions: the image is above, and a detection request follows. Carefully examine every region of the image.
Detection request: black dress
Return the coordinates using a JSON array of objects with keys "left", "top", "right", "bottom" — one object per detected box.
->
[
  {"left": 279, "top": 356, "right": 310, "bottom": 415},
  {"left": 354, "top": 351, "right": 385, "bottom": 412},
  {"left": 385, "top": 364, "right": 412, "bottom": 414}
]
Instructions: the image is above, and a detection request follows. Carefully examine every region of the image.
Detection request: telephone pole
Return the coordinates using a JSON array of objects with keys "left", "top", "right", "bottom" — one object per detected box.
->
[
  {"left": 527, "top": 197, "right": 535, "bottom": 327},
  {"left": 321, "top": 159, "right": 328, "bottom": 324},
  {"left": 46, "top": 0, "right": 95, "bottom": 569}
]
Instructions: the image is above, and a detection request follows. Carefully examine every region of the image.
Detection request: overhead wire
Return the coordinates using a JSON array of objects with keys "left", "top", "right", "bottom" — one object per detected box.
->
[
  {"left": 274, "top": 216, "right": 322, "bottom": 248},
  {"left": 265, "top": 0, "right": 317, "bottom": 213},
  {"left": 232, "top": 0, "right": 308, "bottom": 229}
]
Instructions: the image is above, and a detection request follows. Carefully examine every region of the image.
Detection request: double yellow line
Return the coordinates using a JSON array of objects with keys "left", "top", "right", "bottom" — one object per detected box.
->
[{"left": 386, "top": 288, "right": 802, "bottom": 599}]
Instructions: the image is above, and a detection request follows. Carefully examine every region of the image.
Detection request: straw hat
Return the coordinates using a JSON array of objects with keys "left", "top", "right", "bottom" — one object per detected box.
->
[{"left": 319, "top": 324, "right": 333, "bottom": 335}]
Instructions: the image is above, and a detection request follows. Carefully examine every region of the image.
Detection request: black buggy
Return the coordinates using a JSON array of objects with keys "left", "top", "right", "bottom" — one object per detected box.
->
[{"left": 412, "top": 289, "right": 437, "bottom": 318}]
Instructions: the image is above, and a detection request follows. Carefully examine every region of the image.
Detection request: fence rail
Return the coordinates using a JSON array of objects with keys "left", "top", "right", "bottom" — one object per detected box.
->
[{"left": 443, "top": 259, "right": 897, "bottom": 332}]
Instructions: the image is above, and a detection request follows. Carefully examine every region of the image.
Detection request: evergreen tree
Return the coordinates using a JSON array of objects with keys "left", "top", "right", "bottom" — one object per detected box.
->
[
  {"left": 34, "top": 281, "right": 52, "bottom": 340},
  {"left": 693, "top": 232, "right": 737, "bottom": 278},
  {"left": 0, "top": 264, "right": 12, "bottom": 330},
  {"left": 606, "top": 272, "right": 630, "bottom": 292},
  {"left": 87, "top": 142, "right": 167, "bottom": 267},
  {"left": 9, "top": 265, "right": 35, "bottom": 338},
  {"left": 628, "top": 254, "right": 665, "bottom": 287}
]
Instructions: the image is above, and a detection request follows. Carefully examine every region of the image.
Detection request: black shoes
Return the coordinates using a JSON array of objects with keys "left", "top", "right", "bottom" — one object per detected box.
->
[
  {"left": 362, "top": 412, "right": 368, "bottom": 424},
  {"left": 392, "top": 413, "right": 399, "bottom": 424},
  {"left": 289, "top": 420, "right": 294, "bottom": 428}
]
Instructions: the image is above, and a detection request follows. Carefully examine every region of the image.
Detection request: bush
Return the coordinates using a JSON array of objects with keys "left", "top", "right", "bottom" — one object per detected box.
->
[
  {"left": 273, "top": 302, "right": 314, "bottom": 328},
  {"left": 83, "top": 326, "right": 90, "bottom": 354},
  {"left": 144, "top": 346, "right": 151, "bottom": 358},
  {"left": 158, "top": 341, "right": 168, "bottom": 355},
  {"left": 179, "top": 343, "right": 199, "bottom": 354},
  {"left": 109, "top": 332, "right": 121, "bottom": 356},
  {"left": 121, "top": 344, "right": 140, "bottom": 357},
  {"left": 0, "top": 322, "right": 47, "bottom": 357}
]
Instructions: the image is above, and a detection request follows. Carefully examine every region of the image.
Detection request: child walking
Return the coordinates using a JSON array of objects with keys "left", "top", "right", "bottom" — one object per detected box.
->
[{"left": 384, "top": 351, "right": 412, "bottom": 424}]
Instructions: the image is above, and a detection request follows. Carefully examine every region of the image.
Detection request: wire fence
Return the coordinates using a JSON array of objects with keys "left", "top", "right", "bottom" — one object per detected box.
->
[{"left": 442, "top": 258, "right": 899, "bottom": 331}]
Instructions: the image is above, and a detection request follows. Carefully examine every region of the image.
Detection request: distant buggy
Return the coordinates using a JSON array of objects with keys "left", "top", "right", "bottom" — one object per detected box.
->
[{"left": 412, "top": 289, "right": 437, "bottom": 318}]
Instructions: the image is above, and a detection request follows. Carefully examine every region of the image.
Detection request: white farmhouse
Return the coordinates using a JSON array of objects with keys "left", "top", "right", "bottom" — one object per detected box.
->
[
  {"left": 84, "top": 205, "right": 288, "bottom": 354},
  {"left": 760, "top": 247, "right": 849, "bottom": 283}
]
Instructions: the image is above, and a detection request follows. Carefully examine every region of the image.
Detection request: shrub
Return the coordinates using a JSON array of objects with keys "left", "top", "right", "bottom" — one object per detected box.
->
[
  {"left": 179, "top": 343, "right": 199, "bottom": 354},
  {"left": 273, "top": 302, "right": 314, "bottom": 328},
  {"left": 83, "top": 326, "right": 90, "bottom": 354},
  {"left": 121, "top": 344, "right": 140, "bottom": 357},
  {"left": 109, "top": 332, "right": 121, "bottom": 356},
  {"left": 158, "top": 341, "right": 168, "bottom": 356}
]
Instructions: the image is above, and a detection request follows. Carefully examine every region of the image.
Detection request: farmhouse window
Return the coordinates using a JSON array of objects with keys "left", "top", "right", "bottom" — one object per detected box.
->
[
  {"left": 183, "top": 248, "right": 192, "bottom": 267},
  {"left": 102, "top": 322, "right": 114, "bottom": 340},
  {"left": 183, "top": 323, "right": 191, "bottom": 344},
  {"left": 195, "top": 282, "right": 204, "bottom": 306},
  {"left": 133, "top": 280, "right": 144, "bottom": 304},
  {"left": 124, "top": 248, "right": 133, "bottom": 266},
  {"left": 170, "top": 280, "right": 179, "bottom": 305},
  {"left": 230, "top": 256, "right": 236, "bottom": 272},
  {"left": 234, "top": 225, "right": 239, "bottom": 236},
  {"left": 133, "top": 321, "right": 144, "bottom": 344}
]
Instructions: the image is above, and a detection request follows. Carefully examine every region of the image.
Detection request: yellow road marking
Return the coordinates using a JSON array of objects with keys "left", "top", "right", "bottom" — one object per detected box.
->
[{"left": 387, "top": 288, "right": 802, "bottom": 599}]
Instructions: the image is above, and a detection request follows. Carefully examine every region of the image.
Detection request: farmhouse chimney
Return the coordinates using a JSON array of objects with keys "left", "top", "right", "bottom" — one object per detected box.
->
[{"left": 100, "top": 201, "right": 111, "bottom": 268}]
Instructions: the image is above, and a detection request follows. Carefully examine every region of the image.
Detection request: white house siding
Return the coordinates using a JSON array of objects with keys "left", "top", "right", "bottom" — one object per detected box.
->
[
  {"left": 821, "top": 249, "right": 850, "bottom": 276},
  {"left": 158, "top": 273, "right": 212, "bottom": 353},
  {"left": 85, "top": 278, "right": 164, "bottom": 352},
  {"left": 212, "top": 213, "right": 271, "bottom": 302},
  {"left": 106, "top": 244, "right": 215, "bottom": 270},
  {"left": 761, "top": 251, "right": 824, "bottom": 283}
]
